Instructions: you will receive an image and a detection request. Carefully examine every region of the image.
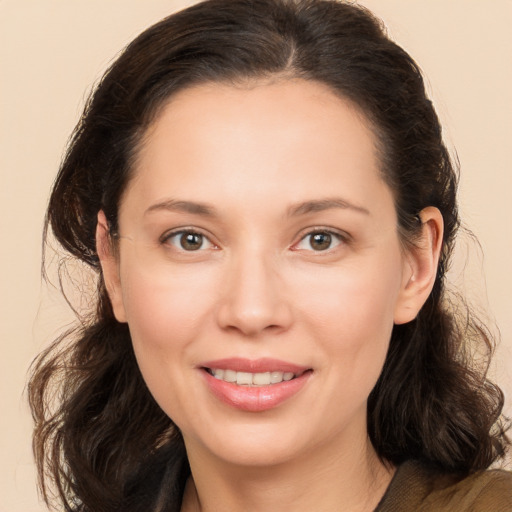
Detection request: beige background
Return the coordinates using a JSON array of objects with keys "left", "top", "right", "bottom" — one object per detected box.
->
[{"left": 1, "top": 1, "right": 511, "bottom": 510}]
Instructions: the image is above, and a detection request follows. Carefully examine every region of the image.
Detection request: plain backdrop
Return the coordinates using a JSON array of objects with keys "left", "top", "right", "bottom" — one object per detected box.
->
[{"left": 1, "top": 1, "right": 511, "bottom": 510}]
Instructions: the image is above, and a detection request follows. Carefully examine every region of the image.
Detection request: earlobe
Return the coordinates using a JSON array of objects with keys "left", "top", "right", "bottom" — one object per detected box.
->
[
  {"left": 96, "top": 211, "right": 127, "bottom": 323},
  {"left": 394, "top": 207, "right": 444, "bottom": 325}
]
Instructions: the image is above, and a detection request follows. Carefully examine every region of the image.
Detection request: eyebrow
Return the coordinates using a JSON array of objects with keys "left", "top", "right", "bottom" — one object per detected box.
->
[
  {"left": 145, "top": 199, "right": 217, "bottom": 217},
  {"left": 287, "top": 198, "right": 370, "bottom": 217},
  {"left": 144, "top": 197, "right": 370, "bottom": 218}
]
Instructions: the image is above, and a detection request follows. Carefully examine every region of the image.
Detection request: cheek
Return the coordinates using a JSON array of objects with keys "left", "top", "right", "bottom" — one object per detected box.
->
[
  {"left": 117, "top": 262, "right": 221, "bottom": 423},
  {"left": 309, "top": 282, "right": 394, "bottom": 385},
  {"left": 297, "top": 255, "right": 402, "bottom": 338},
  {"left": 293, "top": 250, "right": 403, "bottom": 384},
  {"left": 120, "top": 261, "right": 217, "bottom": 345}
]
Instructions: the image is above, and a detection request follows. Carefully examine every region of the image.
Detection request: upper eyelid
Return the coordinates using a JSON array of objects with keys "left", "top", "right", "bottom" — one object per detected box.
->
[
  {"left": 294, "top": 227, "right": 351, "bottom": 244},
  {"left": 160, "top": 227, "right": 216, "bottom": 244},
  {"left": 159, "top": 229, "right": 220, "bottom": 254},
  {"left": 158, "top": 226, "right": 350, "bottom": 248},
  {"left": 288, "top": 228, "right": 351, "bottom": 254}
]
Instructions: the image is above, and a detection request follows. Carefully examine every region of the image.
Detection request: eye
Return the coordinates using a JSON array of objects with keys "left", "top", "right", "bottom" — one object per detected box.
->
[
  {"left": 161, "top": 230, "right": 216, "bottom": 251},
  {"left": 293, "top": 230, "right": 345, "bottom": 252}
]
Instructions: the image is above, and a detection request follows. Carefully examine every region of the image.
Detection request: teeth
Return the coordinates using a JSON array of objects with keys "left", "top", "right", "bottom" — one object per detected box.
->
[
  {"left": 223, "top": 369, "right": 236, "bottom": 383},
  {"left": 270, "top": 371, "right": 283, "bottom": 384},
  {"left": 236, "top": 371, "right": 253, "bottom": 385},
  {"left": 212, "top": 368, "right": 225, "bottom": 380},
  {"left": 210, "top": 369, "right": 297, "bottom": 386}
]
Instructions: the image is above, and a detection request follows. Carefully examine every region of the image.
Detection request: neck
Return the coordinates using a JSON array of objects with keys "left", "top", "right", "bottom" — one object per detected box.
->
[{"left": 181, "top": 430, "right": 394, "bottom": 512}]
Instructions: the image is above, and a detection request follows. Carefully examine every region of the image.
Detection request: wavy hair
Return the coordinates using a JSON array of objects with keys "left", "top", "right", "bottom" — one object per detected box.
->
[{"left": 29, "top": 0, "right": 509, "bottom": 510}]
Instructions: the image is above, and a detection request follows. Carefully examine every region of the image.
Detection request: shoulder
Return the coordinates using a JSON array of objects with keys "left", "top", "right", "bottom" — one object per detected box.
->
[{"left": 376, "top": 460, "right": 512, "bottom": 512}]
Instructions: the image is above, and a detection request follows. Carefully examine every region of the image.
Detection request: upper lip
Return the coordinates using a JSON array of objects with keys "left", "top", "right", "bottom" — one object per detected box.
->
[{"left": 199, "top": 357, "right": 310, "bottom": 374}]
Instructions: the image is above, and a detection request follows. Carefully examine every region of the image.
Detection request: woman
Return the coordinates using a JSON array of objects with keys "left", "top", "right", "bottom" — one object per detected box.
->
[{"left": 29, "top": 0, "right": 511, "bottom": 510}]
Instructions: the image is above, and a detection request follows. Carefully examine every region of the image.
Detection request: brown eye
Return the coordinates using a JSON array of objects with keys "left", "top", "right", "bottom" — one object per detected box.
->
[
  {"left": 162, "top": 230, "right": 214, "bottom": 251},
  {"left": 293, "top": 230, "right": 345, "bottom": 252},
  {"left": 309, "top": 232, "right": 332, "bottom": 251},
  {"left": 180, "top": 232, "right": 204, "bottom": 250}
]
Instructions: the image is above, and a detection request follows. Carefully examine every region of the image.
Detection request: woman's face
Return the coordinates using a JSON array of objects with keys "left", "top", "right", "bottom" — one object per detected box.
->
[{"left": 104, "top": 79, "right": 418, "bottom": 468}]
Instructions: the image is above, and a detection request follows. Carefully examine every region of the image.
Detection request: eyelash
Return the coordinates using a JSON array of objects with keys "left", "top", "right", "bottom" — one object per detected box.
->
[
  {"left": 160, "top": 229, "right": 217, "bottom": 252},
  {"left": 160, "top": 227, "right": 349, "bottom": 254},
  {"left": 291, "top": 229, "right": 349, "bottom": 253}
]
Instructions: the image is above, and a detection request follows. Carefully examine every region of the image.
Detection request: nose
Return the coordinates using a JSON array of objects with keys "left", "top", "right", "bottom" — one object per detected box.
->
[{"left": 215, "top": 250, "right": 293, "bottom": 337}]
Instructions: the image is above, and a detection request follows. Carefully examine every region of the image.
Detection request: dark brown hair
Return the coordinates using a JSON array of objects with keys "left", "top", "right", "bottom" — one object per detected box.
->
[{"left": 29, "top": 0, "right": 509, "bottom": 510}]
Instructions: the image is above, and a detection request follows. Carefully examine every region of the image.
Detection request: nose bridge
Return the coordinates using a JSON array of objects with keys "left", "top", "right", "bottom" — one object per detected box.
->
[{"left": 216, "top": 242, "right": 291, "bottom": 336}]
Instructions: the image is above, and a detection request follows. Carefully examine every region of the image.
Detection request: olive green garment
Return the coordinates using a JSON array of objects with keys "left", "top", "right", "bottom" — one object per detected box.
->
[{"left": 375, "top": 460, "right": 512, "bottom": 511}]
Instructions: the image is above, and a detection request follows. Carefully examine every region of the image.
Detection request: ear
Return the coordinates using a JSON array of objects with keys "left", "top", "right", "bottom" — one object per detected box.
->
[
  {"left": 394, "top": 206, "right": 444, "bottom": 325},
  {"left": 96, "top": 210, "right": 127, "bottom": 323}
]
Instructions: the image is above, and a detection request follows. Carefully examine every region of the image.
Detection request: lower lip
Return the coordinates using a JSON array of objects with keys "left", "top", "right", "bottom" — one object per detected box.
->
[{"left": 202, "top": 370, "right": 312, "bottom": 412}]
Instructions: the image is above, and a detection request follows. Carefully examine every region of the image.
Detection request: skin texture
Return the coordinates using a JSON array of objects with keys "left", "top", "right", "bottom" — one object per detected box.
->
[{"left": 97, "top": 79, "right": 443, "bottom": 511}]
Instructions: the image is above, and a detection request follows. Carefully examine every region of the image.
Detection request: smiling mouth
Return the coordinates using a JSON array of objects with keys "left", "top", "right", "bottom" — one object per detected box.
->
[
  {"left": 201, "top": 361, "right": 313, "bottom": 411},
  {"left": 204, "top": 368, "right": 303, "bottom": 386}
]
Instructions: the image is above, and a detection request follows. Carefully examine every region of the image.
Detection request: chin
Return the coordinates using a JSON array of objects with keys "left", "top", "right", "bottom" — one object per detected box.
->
[
  {"left": 182, "top": 412, "right": 342, "bottom": 470},
  {"left": 211, "top": 437, "right": 306, "bottom": 468}
]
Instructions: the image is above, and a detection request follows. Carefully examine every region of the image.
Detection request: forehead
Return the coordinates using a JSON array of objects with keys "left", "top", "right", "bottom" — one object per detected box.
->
[
  {"left": 121, "top": 79, "right": 391, "bottom": 221},
  {"left": 141, "top": 78, "right": 377, "bottom": 156}
]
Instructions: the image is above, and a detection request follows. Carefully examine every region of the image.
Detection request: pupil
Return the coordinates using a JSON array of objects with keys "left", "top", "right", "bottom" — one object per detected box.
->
[
  {"left": 311, "top": 233, "right": 331, "bottom": 251},
  {"left": 181, "top": 233, "right": 202, "bottom": 250}
]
